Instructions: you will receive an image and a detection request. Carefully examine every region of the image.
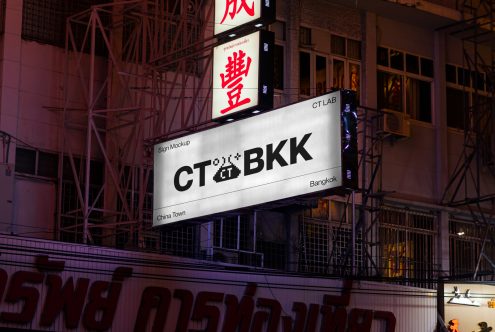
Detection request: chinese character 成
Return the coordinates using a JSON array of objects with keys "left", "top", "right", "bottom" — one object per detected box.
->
[
  {"left": 220, "top": 0, "right": 255, "bottom": 24},
  {"left": 220, "top": 50, "right": 252, "bottom": 114}
]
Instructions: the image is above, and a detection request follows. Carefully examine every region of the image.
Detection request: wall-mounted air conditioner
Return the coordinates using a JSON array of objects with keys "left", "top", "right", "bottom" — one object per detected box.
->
[{"left": 379, "top": 109, "right": 411, "bottom": 138}]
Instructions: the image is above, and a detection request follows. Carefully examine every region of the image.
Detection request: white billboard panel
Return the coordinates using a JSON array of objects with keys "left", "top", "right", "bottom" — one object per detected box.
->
[{"left": 153, "top": 91, "right": 351, "bottom": 226}]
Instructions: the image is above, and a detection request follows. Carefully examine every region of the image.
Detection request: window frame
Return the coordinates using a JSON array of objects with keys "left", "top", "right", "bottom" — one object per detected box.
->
[
  {"left": 298, "top": 29, "right": 362, "bottom": 100},
  {"left": 377, "top": 46, "right": 434, "bottom": 125},
  {"left": 445, "top": 63, "right": 491, "bottom": 132},
  {"left": 15, "top": 147, "right": 59, "bottom": 180}
]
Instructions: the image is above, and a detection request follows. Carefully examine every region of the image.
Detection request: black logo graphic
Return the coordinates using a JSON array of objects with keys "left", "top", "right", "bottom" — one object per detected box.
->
[
  {"left": 173, "top": 133, "right": 313, "bottom": 192},
  {"left": 213, "top": 153, "right": 242, "bottom": 183}
]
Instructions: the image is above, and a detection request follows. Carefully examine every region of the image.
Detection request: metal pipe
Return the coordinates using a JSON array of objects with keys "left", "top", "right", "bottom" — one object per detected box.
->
[{"left": 83, "top": 11, "right": 97, "bottom": 244}]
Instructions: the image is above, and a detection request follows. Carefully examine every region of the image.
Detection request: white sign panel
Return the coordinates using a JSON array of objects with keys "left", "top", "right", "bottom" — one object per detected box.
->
[
  {"left": 214, "top": 0, "right": 262, "bottom": 35},
  {"left": 444, "top": 283, "right": 495, "bottom": 332},
  {"left": 154, "top": 91, "right": 344, "bottom": 225},
  {"left": 212, "top": 31, "right": 260, "bottom": 120}
]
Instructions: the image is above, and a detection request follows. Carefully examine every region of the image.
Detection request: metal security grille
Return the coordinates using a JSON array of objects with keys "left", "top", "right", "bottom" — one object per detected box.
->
[
  {"left": 299, "top": 218, "right": 363, "bottom": 274},
  {"left": 379, "top": 207, "right": 437, "bottom": 288},
  {"left": 160, "top": 224, "right": 198, "bottom": 257},
  {"left": 449, "top": 218, "right": 495, "bottom": 278},
  {"left": 22, "top": 0, "right": 110, "bottom": 50},
  {"left": 22, "top": 0, "right": 65, "bottom": 46},
  {"left": 299, "top": 220, "right": 329, "bottom": 273},
  {"left": 331, "top": 226, "right": 363, "bottom": 274}
]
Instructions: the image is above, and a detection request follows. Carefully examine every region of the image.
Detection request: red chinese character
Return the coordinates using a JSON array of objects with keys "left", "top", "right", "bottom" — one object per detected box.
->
[
  {"left": 220, "top": 50, "right": 252, "bottom": 114},
  {"left": 220, "top": 0, "right": 255, "bottom": 24}
]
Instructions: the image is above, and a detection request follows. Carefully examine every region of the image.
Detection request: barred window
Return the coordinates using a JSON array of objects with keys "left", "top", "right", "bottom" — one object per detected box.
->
[
  {"left": 379, "top": 207, "right": 437, "bottom": 288},
  {"left": 299, "top": 211, "right": 363, "bottom": 275},
  {"left": 160, "top": 225, "right": 198, "bottom": 257},
  {"left": 449, "top": 218, "right": 495, "bottom": 279}
]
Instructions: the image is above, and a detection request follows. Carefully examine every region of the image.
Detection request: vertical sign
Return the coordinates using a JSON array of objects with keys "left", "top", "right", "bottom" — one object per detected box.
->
[
  {"left": 214, "top": 0, "right": 275, "bottom": 36},
  {"left": 212, "top": 30, "right": 273, "bottom": 120}
]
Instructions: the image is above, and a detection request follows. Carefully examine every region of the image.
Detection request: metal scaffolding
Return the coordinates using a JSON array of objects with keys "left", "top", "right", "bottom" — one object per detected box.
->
[
  {"left": 58, "top": 0, "right": 389, "bottom": 277},
  {"left": 58, "top": 0, "right": 215, "bottom": 246},
  {"left": 442, "top": 0, "right": 495, "bottom": 278},
  {"left": 57, "top": 0, "right": 495, "bottom": 283}
]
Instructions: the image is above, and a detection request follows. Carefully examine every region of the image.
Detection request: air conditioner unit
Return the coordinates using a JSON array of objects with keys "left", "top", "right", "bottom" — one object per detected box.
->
[{"left": 380, "top": 109, "right": 411, "bottom": 137}]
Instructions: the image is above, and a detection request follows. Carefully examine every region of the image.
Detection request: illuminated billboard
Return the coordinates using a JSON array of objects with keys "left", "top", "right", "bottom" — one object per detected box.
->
[
  {"left": 153, "top": 90, "right": 357, "bottom": 226},
  {"left": 214, "top": 0, "right": 275, "bottom": 36},
  {"left": 212, "top": 30, "right": 273, "bottom": 120}
]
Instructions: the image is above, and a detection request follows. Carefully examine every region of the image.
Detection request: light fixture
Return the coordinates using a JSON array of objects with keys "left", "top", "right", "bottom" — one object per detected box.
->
[
  {"left": 457, "top": 231, "right": 465, "bottom": 236},
  {"left": 226, "top": 118, "right": 234, "bottom": 122},
  {"left": 228, "top": 33, "right": 236, "bottom": 38},
  {"left": 252, "top": 110, "right": 260, "bottom": 114},
  {"left": 254, "top": 23, "right": 263, "bottom": 28}
]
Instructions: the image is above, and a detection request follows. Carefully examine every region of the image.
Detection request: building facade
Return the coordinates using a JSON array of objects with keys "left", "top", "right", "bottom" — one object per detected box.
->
[{"left": 0, "top": 0, "right": 494, "bottom": 331}]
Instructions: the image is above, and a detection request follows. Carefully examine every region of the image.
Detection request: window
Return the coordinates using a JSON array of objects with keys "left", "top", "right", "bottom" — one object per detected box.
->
[
  {"left": 213, "top": 215, "right": 252, "bottom": 251},
  {"left": 316, "top": 55, "right": 327, "bottom": 96},
  {"left": 446, "top": 64, "right": 457, "bottom": 83},
  {"left": 333, "top": 59, "right": 345, "bottom": 89},
  {"left": 406, "top": 54, "right": 419, "bottom": 74},
  {"left": 331, "top": 34, "right": 345, "bottom": 56},
  {"left": 377, "top": 71, "right": 402, "bottom": 112},
  {"left": 406, "top": 77, "right": 432, "bottom": 122},
  {"left": 420, "top": 58, "right": 433, "bottom": 78},
  {"left": 390, "top": 49, "right": 404, "bottom": 70},
  {"left": 209, "top": 215, "right": 261, "bottom": 266},
  {"left": 445, "top": 63, "right": 491, "bottom": 134},
  {"left": 379, "top": 207, "right": 437, "bottom": 288},
  {"left": 300, "top": 26, "right": 311, "bottom": 46},
  {"left": 297, "top": 32, "right": 361, "bottom": 99},
  {"left": 300, "top": 200, "right": 363, "bottom": 275},
  {"left": 347, "top": 39, "right": 361, "bottom": 60},
  {"left": 377, "top": 47, "right": 433, "bottom": 123},
  {"left": 15, "top": 147, "right": 58, "bottom": 178},
  {"left": 331, "top": 35, "right": 361, "bottom": 99},
  {"left": 377, "top": 47, "right": 389, "bottom": 67},
  {"left": 300, "top": 52, "right": 311, "bottom": 96},
  {"left": 299, "top": 218, "right": 363, "bottom": 275},
  {"left": 449, "top": 218, "right": 495, "bottom": 279},
  {"left": 160, "top": 225, "right": 198, "bottom": 257}
]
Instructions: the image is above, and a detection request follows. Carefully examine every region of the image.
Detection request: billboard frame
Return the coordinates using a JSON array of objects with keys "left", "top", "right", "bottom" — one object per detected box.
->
[{"left": 153, "top": 90, "right": 358, "bottom": 226}]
